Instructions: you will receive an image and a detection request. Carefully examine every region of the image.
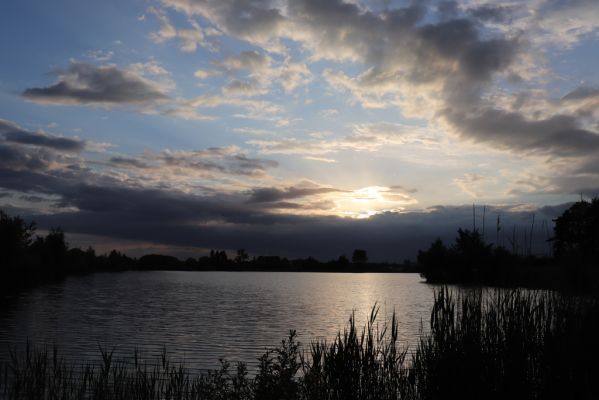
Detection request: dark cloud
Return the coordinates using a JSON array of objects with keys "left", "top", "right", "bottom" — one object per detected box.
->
[
  {"left": 419, "top": 18, "right": 479, "bottom": 59},
  {"left": 4, "top": 130, "right": 84, "bottom": 152},
  {"left": 109, "top": 156, "right": 150, "bottom": 169},
  {"left": 561, "top": 86, "right": 599, "bottom": 101},
  {"left": 159, "top": 149, "right": 278, "bottom": 176},
  {"left": 444, "top": 108, "right": 599, "bottom": 156},
  {"left": 19, "top": 197, "right": 561, "bottom": 261},
  {"left": 248, "top": 186, "right": 341, "bottom": 203},
  {"left": 437, "top": 1, "right": 459, "bottom": 19},
  {"left": 0, "top": 124, "right": 84, "bottom": 154},
  {"left": 19, "top": 194, "right": 46, "bottom": 203},
  {"left": 228, "top": 154, "right": 278, "bottom": 175},
  {"left": 573, "top": 157, "right": 599, "bottom": 174},
  {"left": 0, "top": 119, "right": 85, "bottom": 152},
  {"left": 0, "top": 143, "right": 54, "bottom": 171},
  {"left": 390, "top": 185, "right": 418, "bottom": 194},
  {"left": 22, "top": 63, "right": 169, "bottom": 106},
  {"left": 459, "top": 37, "right": 517, "bottom": 81}
]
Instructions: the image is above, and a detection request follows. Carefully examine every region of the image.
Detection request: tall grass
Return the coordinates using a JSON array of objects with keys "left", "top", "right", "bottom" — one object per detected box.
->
[
  {"left": 410, "top": 289, "right": 599, "bottom": 399},
  {"left": 2, "top": 289, "right": 599, "bottom": 399},
  {"left": 301, "top": 307, "right": 409, "bottom": 400}
]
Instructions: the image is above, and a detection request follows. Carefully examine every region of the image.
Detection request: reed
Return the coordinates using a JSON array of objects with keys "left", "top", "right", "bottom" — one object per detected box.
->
[{"left": 410, "top": 289, "right": 599, "bottom": 399}]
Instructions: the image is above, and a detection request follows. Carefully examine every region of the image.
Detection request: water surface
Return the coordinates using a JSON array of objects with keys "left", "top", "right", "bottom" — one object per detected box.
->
[{"left": 0, "top": 271, "right": 435, "bottom": 371}]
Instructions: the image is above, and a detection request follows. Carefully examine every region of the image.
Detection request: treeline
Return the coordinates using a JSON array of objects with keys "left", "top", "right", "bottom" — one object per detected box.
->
[
  {"left": 0, "top": 210, "right": 416, "bottom": 294},
  {"left": 418, "top": 198, "right": 599, "bottom": 290},
  {"left": 0, "top": 210, "right": 135, "bottom": 291},
  {"left": 138, "top": 249, "right": 415, "bottom": 273}
]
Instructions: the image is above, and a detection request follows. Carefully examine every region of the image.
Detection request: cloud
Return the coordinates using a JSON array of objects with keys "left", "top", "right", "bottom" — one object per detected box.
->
[
  {"left": 198, "top": 50, "right": 312, "bottom": 96},
  {"left": 96, "top": 145, "right": 281, "bottom": 191},
  {"left": 0, "top": 118, "right": 281, "bottom": 206},
  {"left": 157, "top": 147, "right": 278, "bottom": 177},
  {"left": 156, "top": 0, "right": 599, "bottom": 169},
  {"left": 466, "top": 3, "right": 514, "bottom": 23},
  {"left": 561, "top": 86, "right": 599, "bottom": 101},
  {"left": 21, "top": 61, "right": 218, "bottom": 121},
  {"left": 148, "top": 6, "right": 214, "bottom": 52},
  {"left": 22, "top": 62, "right": 169, "bottom": 106},
  {"left": 223, "top": 79, "right": 268, "bottom": 97},
  {"left": 249, "top": 122, "right": 440, "bottom": 155},
  {"left": 186, "top": 95, "right": 283, "bottom": 121},
  {"left": 0, "top": 143, "right": 56, "bottom": 171},
  {"left": 279, "top": 58, "right": 312, "bottom": 93},
  {"left": 108, "top": 156, "right": 151, "bottom": 169},
  {"left": 248, "top": 185, "right": 342, "bottom": 203},
  {"left": 0, "top": 119, "right": 85, "bottom": 152},
  {"left": 160, "top": 0, "right": 287, "bottom": 50},
  {"left": 0, "top": 118, "right": 571, "bottom": 261},
  {"left": 454, "top": 173, "right": 492, "bottom": 198},
  {"left": 534, "top": 0, "right": 599, "bottom": 45},
  {"left": 443, "top": 108, "right": 599, "bottom": 157},
  {"left": 85, "top": 50, "right": 114, "bottom": 62},
  {"left": 162, "top": 0, "right": 518, "bottom": 83},
  {"left": 390, "top": 185, "right": 418, "bottom": 194},
  {"left": 7, "top": 182, "right": 563, "bottom": 260},
  {"left": 218, "top": 50, "right": 271, "bottom": 72}
]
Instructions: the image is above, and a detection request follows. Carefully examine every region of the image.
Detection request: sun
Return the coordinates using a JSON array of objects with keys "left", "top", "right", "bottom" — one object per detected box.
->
[{"left": 333, "top": 186, "right": 417, "bottom": 219}]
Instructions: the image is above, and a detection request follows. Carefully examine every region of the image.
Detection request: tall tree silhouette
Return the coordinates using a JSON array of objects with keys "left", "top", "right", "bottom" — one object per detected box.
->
[
  {"left": 0, "top": 210, "right": 36, "bottom": 269},
  {"left": 352, "top": 249, "right": 368, "bottom": 264},
  {"left": 553, "top": 198, "right": 599, "bottom": 264}
]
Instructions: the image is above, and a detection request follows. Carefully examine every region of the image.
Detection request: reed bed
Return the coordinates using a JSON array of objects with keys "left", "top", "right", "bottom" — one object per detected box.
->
[{"left": 2, "top": 289, "right": 598, "bottom": 400}]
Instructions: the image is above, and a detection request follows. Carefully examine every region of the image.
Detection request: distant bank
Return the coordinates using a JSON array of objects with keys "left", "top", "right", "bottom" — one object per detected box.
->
[{"left": 2, "top": 197, "right": 598, "bottom": 294}]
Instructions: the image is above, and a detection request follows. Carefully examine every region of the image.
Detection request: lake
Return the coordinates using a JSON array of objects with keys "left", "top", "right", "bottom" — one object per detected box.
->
[{"left": 0, "top": 271, "right": 437, "bottom": 371}]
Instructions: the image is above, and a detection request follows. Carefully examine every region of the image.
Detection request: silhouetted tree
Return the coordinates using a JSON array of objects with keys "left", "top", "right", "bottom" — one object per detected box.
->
[
  {"left": 0, "top": 210, "right": 36, "bottom": 268},
  {"left": 553, "top": 198, "right": 599, "bottom": 264},
  {"left": 337, "top": 255, "right": 350, "bottom": 267},
  {"left": 184, "top": 257, "right": 198, "bottom": 268},
  {"left": 235, "top": 248, "right": 249, "bottom": 264},
  {"left": 138, "top": 254, "right": 179, "bottom": 270},
  {"left": 209, "top": 249, "right": 228, "bottom": 266},
  {"left": 419, "top": 230, "right": 500, "bottom": 283},
  {"left": 417, "top": 238, "right": 448, "bottom": 282},
  {"left": 352, "top": 249, "right": 368, "bottom": 264},
  {"left": 31, "top": 227, "right": 68, "bottom": 277},
  {"left": 453, "top": 228, "right": 493, "bottom": 281}
]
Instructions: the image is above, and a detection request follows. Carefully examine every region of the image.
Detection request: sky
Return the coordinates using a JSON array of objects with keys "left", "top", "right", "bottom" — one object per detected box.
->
[{"left": 1, "top": 0, "right": 598, "bottom": 261}]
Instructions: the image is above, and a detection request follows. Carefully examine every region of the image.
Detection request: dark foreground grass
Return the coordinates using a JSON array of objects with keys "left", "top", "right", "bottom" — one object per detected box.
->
[{"left": 2, "top": 289, "right": 599, "bottom": 400}]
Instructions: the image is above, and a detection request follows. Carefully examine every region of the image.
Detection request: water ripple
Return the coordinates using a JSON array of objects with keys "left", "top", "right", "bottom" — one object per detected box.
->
[{"left": 0, "top": 271, "right": 434, "bottom": 372}]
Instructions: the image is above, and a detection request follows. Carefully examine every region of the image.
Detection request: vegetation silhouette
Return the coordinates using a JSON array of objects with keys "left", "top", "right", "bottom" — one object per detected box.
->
[
  {"left": 2, "top": 198, "right": 598, "bottom": 294},
  {"left": 351, "top": 249, "right": 368, "bottom": 264},
  {"left": 418, "top": 199, "right": 599, "bottom": 291},
  {"left": 2, "top": 288, "right": 598, "bottom": 399},
  {"left": 0, "top": 210, "right": 415, "bottom": 297}
]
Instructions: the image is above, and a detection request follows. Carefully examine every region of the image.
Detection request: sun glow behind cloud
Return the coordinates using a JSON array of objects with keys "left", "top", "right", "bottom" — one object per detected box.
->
[
  {"left": 337, "top": 186, "right": 417, "bottom": 219},
  {"left": 262, "top": 185, "right": 418, "bottom": 219}
]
